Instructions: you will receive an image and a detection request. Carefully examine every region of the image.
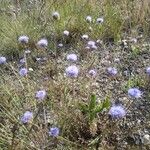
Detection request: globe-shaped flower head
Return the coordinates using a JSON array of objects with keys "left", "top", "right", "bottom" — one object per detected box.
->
[
  {"left": 19, "top": 68, "right": 28, "bottom": 76},
  {"left": 108, "top": 105, "right": 126, "bottom": 119},
  {"left": 88, "top": 41, "right": 95, "bottom": 47},
  {"left": 86, "top": 16, "right": 92, "bottom": 23},
  {"left": 87, "top": 41, "right": 97, "bottom": 50},
  {"left": 88, "top": 69, "right": 97, "bottom": 77},
  {"left": 146, "top": 67, "right": 150, "bottom": 76},
  {"left": 20, "top": 58, "right": 25, "bottom": 64},
  {"left": 66, "top": 54, "right": 77, "bottom": 62},
  {"left": 65, "top": 65, "right": 79, "bottom": 78},
  {"left": 37, "top": 38, "right": 48, "bottom": 48},
  {"left": 52, "top": 11, "right": 60, "bottom": 20},
  {"left": 21, "top": 111, "right": 33, "bottom": 123},
  {"left": 107, "top": 67, "right": 117, "bottom": 76},
  {"left": 128, "top": 88, "right": 142, "bottom": 99},
  {"left": 35, "top": 90, "right": 46, "bottom": 101},
  {"left": 0, "top": 56, "right": 6, "bottom": 64},
  {"left": 49, "top": 127, "right": 59, "bottom": 137},
  {"left": 18, "top": 35, "right": 29, "bottom": 44}
]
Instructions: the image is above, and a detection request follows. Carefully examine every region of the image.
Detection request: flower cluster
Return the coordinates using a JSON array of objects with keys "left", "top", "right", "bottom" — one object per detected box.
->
[
  {"left": 37, "top": 38, "right": 48, "bottom": 48},
  {"left": 107, "top": 67, "right": 117, "bottom": 76},
  {"left": 128, "top": 88, "right": 142, "bottom": 99},
  {"left": 18, "top": 35, "right": 29, "bottom": 44},
  {"left": 20, "top": 58, "right": 26, "bottom": 64},
  {"left": 87, "top": 41, "right": 97, "bottom": 50},
  {"left": 49, "top": 127, "right": 59, "bottom": 137},
  {"left": 0, "top": 56, "right": 6, "bottom": 64},
  {"left": 19, "top": 68, "right": 28, "bottom": 76},
  {"left": 109, "top": 105, "right": 126, "bottom": 119},
  {"left": 66, "top": 54, "right": 77, "bottom": 62},
  {"left": 146, "top": 67, "right": 150, "bottom": 76},
  {"left": 21, "top": 111, "right": 33, "bottom": 123},
  {"left": 65, "top": 65, "right": 79, "bottom": 78},
  {"left": 35, "top": 90, "right": 46, "bottom": 101},
  {"left": 88, "top": 69, "right": 97, "bottom": 77},
  {"left": 2, "top": 11, "right": 149, "bottom": 149}
]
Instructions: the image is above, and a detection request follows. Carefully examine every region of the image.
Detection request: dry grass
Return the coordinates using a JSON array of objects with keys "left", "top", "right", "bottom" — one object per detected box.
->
[{"left": 0, "top": 0, "right": 150, "bottom": 149}]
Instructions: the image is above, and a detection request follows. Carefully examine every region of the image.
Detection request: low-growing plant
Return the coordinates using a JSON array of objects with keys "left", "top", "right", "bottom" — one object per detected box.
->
[
  {"left": 0, "top": 0, "right": 150, "bottom": 150},
  {"left": 79, "top": 94, "right": 110, "bottom": 123}
]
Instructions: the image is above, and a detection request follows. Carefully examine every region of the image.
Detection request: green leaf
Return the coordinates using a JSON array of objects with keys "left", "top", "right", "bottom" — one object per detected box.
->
[
  {"left": 89, "top": 94, "right": 96, "bottom": 111},
  {"left": 78, "top": 103, "right": 89, "bottom": 113},
  {"left": 102, "top": 96, "right": 110, "bottom": 109},
  {"left": 94, "top": 104, "right": 103, "bottom": 113}
]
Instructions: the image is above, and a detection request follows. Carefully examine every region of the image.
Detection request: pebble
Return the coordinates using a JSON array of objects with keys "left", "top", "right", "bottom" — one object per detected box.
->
[
  {"left": 29, "top": 68, "right": 33, "bottom": 71},
  {"left": 143, "top": 134, "right": 150, "bottom": 145},
  {"left": 114, "top": 58, "right": 120, "bottom": 63}
]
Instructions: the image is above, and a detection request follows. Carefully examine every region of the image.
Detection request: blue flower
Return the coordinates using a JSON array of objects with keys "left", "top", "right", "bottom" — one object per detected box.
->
[
  {"left": 37, "top": 38, "right": 48, "bottom": 48},
  {"left": 65, "top": 65, "right": 79, "bottom": 78},
  {"left": 107, "top": 67, "right": 117, "bottom": 76},
  {"left": 0, "top": 56, "right": 6, "bottom": 64},
  {"left": 109, "top": 105, "right": 126, "bottom": 119},
  {"left": 21, "top": 111, "right": 33, "bottom": 123},
  {"left": 87, "top": 41, "right": 97, "bottom": 50},
  {"left": 128, "top": 88, "right": 142, "bottom": 98},
  {"left": 87, "top": 41, "right": 95, "bottom": 47},
  {"left": 19, "top": 68, "right": 28, "bottom": 76},
  {"left": 146, "top": 67, "right": 150, "bottom": 76},
  {"left": 20, "top": 58, "right": 26, "bottom": 64},
  {"left": 35, "top": 90, "right": 46, "bottom": 101},
  {"left": 66, "top": 54, "right": 77, "bottom": 62},
  {"left": 88, "top": 69, "right": 97, "bottom": 77},
  {"left": 49, "top": 127, "right": 59, "bottom": 137},
  {"left": 18, "top": 35, "right": 29, "bottom": 44}
]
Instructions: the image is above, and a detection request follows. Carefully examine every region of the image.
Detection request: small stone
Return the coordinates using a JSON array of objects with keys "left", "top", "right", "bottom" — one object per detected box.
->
[
  {"left": 58, "top": 43, "right": 63, "bottom": 47},
  {"left": 114, "top": 58, "right": 120, "bottom": 63},
  {"left": 89, "top": 26, "right": 93, "bottom": 32},
  {"left": 137, "top": 119, "right": 141, "bottom": 125},
  {"left": 63, "top": 30, "right": 69, "bottom": 36},
  {"left": 143, "top": 134, "right": 150, "bottom": 145},
  {"left": 130, "top": 38, "right": 137, "bottom": 43},
  {"left": 29, "top": 68, "right": 33, "bottom": 71},
  {"left": 86, "top": 16, "right": 92, "bottom": 23},
  {"left": 25, "top": 50, "right": 31, "bottom": 54},
  {"left": 81, "top": 34, "right": 89, "bottom": 40}
]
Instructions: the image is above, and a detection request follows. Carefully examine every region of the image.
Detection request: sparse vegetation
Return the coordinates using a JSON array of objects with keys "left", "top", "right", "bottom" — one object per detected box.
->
[{"left": 0, "top": 0, "right": 150, "bottom": 149}]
